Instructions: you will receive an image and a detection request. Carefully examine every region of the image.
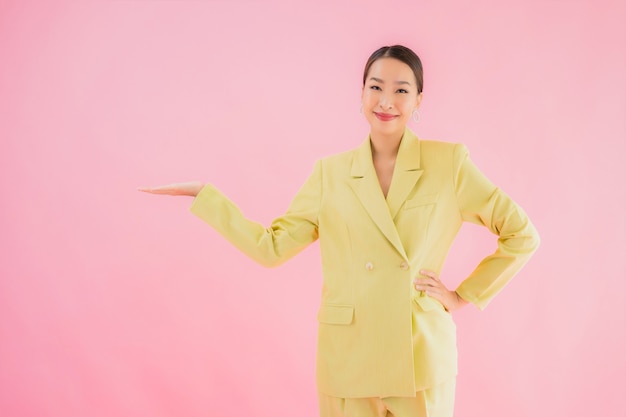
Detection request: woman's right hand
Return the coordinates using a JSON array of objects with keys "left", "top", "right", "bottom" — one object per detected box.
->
[{"left": 137, "top": 181, "right": 205, "bottom": 197}]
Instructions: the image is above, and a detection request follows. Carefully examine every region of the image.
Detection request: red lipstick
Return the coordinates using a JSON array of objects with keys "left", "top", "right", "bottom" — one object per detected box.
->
[{"left": 374, "top": 112, "right": 398, "bottom": 122}]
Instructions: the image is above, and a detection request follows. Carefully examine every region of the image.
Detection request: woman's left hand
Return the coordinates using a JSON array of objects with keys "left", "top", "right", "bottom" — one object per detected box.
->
[
  {"left": 413, "top": 270, "right": 469, "bottom": 312},
  {"left": 137, "top": 181, "right": 205, "bottom": 197}
]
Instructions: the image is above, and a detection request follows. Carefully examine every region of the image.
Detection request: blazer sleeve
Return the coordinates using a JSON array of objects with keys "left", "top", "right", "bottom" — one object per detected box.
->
[
  {"left": 189, "top": 160, "right": 322, "bottom": 268},
  {"left": 452, "top": 144, "right": 540, "bottom": 310}
]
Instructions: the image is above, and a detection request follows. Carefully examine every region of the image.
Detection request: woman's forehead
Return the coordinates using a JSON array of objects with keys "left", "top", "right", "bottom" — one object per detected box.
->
[{"left": 367, "top": 58, "right": 415, "bottom": 83}]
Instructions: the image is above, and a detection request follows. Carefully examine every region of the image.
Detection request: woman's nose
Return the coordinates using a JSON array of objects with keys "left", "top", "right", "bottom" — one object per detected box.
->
[{"left": 379, "top": 94, "right": 393, "bottom": 110}]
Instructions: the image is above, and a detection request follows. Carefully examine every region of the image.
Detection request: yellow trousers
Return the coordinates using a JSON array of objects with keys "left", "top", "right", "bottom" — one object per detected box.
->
[{"left": 318, "top": 379, "right": 456, "bottom": 417}]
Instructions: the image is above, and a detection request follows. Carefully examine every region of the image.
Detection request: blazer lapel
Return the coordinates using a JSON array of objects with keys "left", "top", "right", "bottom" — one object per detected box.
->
[
  {"left": 386, "top": 129, "right": 424, "bottom": 220},
  {"left": 348, "top": 134, "right": 409, "bottom": 261}
]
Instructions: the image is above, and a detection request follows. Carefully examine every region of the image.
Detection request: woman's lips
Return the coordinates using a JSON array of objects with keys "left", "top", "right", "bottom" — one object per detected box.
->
[{"left": 374, "top": 112, "right": 398, "bottom": 122}]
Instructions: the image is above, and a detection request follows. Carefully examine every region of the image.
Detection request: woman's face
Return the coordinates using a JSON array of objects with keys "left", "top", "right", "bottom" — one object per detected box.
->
[{"left": 361, "top": 57, "right": 422, "bottom": 138}]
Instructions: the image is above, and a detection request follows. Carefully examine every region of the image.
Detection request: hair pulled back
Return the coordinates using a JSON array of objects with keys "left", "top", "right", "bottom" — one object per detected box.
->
[{"left": 362, "top": 45, "right": 424, "bottom": 93}]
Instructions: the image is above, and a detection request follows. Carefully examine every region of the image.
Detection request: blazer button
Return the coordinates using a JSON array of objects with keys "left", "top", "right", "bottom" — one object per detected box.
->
[
  {"left": 400, "top": 262, "right": 409, "bottom": 270},
  {"left": 365, "top": 262, "right": 374, "bottom": 271}
]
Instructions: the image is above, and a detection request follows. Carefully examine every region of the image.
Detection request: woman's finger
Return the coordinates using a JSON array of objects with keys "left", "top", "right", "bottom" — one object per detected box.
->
[
  {"left": 419, "top": 269, "right": 440, "bottom": 281},
  {"left": 413, "top": 277, "right": 436, "bottom": 287},
  {"left": 137, "top": 184, "right": 187, "bottom": 195},
  {"left": 137, "top": 185, "right": 173, "bottom": 193}
]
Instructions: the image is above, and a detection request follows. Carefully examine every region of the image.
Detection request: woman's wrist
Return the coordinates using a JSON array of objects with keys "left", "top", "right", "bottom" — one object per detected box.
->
[{"left": 454, "top": 291, "right": 469, "bottom": 307}]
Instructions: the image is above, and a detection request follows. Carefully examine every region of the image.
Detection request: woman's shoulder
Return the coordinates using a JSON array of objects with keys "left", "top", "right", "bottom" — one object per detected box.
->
[{"left": 419, "top": 139, "right": 471, "bottom": 162}]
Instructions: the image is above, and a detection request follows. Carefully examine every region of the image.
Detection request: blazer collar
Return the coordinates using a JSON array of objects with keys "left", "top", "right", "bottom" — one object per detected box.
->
[
  {"left": 348, "top": 128, "right": 424, "bottom": 260},
  {"left": 350, "top": 128, "right": 422, "bottom": 176}
]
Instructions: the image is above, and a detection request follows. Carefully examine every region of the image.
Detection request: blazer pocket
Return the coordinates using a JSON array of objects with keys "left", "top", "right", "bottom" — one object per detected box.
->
[
  {"left": 317, "top": 304, "right": 354, "bottom": 325},
  {"left": 403, "top": 194, "right": 438, "bottom": 210}
]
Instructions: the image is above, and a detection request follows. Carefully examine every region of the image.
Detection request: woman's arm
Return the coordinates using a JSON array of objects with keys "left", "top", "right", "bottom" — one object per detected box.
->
[
  {"left": 452, "top": 144, "right": 541, "bottom": 310},
  {"left": 139, "top": 161, "right": 323, "bottom": 268}
]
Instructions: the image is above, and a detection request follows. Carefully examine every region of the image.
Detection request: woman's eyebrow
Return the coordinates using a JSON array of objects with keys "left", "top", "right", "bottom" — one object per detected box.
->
[{"left": 369, "top": 77, "right": 412, "bottom": 86}]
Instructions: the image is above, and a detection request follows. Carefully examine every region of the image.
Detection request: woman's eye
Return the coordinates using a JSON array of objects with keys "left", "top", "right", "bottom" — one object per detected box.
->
[
  {"left": 370, "top": 85, "right": 382, "bottom": 91},
  {"left": 397, "top": 89, "right": 408, "bottom": 94}
]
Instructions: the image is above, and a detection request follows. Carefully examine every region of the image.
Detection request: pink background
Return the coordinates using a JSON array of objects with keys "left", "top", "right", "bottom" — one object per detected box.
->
[{"left": 1, "top": 1, "right": 624, "bottom": 416}]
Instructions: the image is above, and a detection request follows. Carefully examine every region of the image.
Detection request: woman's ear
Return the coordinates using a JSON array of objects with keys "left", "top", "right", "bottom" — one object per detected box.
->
[{"left": 415, "top": 92, "right": 424, "bottom": 109}]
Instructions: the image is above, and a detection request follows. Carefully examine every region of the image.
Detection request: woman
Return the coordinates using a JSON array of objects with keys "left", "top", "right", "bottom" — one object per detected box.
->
[{"left": 139, "top": 45, "right": 540, "bottom": 417}]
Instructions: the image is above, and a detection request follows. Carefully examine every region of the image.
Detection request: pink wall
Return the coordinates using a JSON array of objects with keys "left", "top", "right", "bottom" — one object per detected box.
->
[{"left": 1, "top": 1, "right": 624, "bottom": 416}]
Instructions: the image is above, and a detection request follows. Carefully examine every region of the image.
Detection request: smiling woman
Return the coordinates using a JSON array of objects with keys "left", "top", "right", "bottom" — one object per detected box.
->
[
  {"left": 139, "top": 45, "right": 540, "bottom": 417},
  {"left": 361, "top": 47, "right": 425, "bottom": 199},
  {"left": 361, "top": 46, "right": 424, "bottom": 150}
]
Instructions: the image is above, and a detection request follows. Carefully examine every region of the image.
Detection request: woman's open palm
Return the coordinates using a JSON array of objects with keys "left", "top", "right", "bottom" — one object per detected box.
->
[{"left": 137, "top": 181, "right": 204, "bottom": 197}]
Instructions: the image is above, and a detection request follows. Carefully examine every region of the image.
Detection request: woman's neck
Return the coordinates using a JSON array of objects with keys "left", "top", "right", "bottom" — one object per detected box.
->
[{"left": 369, "top": 130, "right": 403, "bottom": 159}]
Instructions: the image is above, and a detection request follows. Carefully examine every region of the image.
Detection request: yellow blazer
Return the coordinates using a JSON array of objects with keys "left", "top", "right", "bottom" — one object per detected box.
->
[{"left": 190, "top": 128, "right": 540, "bottom": 398}]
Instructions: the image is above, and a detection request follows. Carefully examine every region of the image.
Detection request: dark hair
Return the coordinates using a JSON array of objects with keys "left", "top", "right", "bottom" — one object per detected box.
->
[{"left": 362, "top": 45, "right": 424, "bottom": 93}]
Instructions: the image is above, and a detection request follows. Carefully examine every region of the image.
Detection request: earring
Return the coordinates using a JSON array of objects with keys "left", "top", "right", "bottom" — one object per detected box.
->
[{"left": 412, "top": 109, "right": 420, "bottom": 123}]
